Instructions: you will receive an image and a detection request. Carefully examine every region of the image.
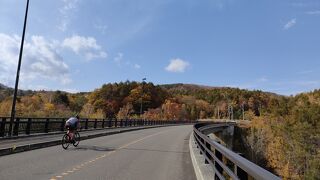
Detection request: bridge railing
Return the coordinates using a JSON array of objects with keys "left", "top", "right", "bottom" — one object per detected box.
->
[
  {"left": 193, "top": 123, "right": 280, "bottom": 180},
  {"left": 0, "top": 117, "right": 191, "bottom": 137}
]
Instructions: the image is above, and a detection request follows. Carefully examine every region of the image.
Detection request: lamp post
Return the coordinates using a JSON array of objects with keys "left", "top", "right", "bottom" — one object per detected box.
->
[
  {"left": 9, "top": 0, "right": 30, "bottom": 136},
  {"left": 241, "top": 103, "right": 245, "bottom": 120},
  {"left": 140, "top": 78, "right": 146, "bottom": 117}
]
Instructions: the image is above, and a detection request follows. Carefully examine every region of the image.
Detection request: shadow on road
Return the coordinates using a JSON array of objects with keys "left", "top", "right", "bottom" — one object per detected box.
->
[
  {"left": 120, "top": 147, "right": 189, "bottom": 154},
  {"left": 69, "top": 145, "right": 115, "bottom": 152},
  {"left": 67, "top": 145, "right": 188, "bottom": 154}
]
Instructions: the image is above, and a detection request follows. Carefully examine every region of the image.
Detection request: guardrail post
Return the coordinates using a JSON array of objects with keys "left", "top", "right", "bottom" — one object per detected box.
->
[
  {"left": 108, "top": 118, "right": 112, "bottom": 127},
  {"left": 13, "top": 118, "right": 20, "bottom": 136},
  {"left": 94, "top": 119, "right": 97, "bottom": 129},
  {"left": 0, "top": 118, "right": 6, "bottom": 137},
  {"left": 102, "top": 119, "right": 105, "bottom": 128},
  {"left": 26, "top": 118, "right": 31, "bottom": 135},
  {"left": 120, "top": 119, "right": 123, "bottom": 127},
  {"left": 85, "top": 119, "right": 88, "bottom": 129},
  {"left": 60, "top": 119, "right": 65, "bottom": 131},
  {"left": 205, "top": 142, "right": 211, "bottom": 164},
  {"left": 215, "top": 149, "right": 223, "bottom": 174},
  {"left": 115, "top": 119, "right": 118, "bottom": 127},
  {"left": 44, "top": 118, "right": 49, "bottom": 133}
]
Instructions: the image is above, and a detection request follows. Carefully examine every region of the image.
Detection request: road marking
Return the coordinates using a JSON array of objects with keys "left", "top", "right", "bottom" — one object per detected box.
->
[
  {"left": 49, "top": 129, "right": 169, "bottom": 179},
  {"left": 118, "top": 130, "right": 167, "bottom": 150}
]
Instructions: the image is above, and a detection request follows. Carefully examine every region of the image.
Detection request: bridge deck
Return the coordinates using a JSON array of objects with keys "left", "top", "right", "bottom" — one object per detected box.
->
[
  {"left": 0, "top": 125, "right": 196, "bottom": 180},
  {"left": 0, "top": 126, "right": 164, "bottom": 153}
]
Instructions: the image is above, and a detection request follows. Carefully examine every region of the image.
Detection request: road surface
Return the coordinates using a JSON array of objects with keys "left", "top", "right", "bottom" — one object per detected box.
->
[{"left": 0, "top": 125, "right": 196, "bottom": 180}]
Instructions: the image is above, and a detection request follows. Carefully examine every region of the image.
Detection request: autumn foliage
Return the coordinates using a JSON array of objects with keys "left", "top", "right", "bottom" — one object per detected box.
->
[{"left": 0, "top": 82, "right": 319, "bottom": 178}]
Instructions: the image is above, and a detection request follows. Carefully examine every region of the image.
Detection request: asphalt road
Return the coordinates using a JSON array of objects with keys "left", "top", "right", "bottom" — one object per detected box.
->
[{"left": 0, "top": 125, "right": 196, "bottom": 180}]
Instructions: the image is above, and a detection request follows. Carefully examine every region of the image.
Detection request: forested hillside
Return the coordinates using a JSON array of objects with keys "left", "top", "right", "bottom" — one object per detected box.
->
[
  {"left": 246, "top": 90, "right": 320, "bottom": 179},
  {"left": 0, "top": 81, "right": 319, "bottom": 178},
  {"left": 0, "top": 81, "right": 282, "bottom": 120}
]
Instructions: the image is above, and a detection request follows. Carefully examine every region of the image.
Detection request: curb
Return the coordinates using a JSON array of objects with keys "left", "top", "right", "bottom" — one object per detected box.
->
[
  {"left": 0, "top": 125, "right": 167, "bottom": 157},
  {"left": 0, "top": 127, "right": 121, "bottom": 140},
  {"left": 189, "top": 132, "right": 215, "bottom": 180}
]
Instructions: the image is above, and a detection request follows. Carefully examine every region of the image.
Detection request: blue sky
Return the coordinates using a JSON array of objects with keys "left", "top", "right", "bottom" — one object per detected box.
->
[{"left": 0, "top": 0, "right": 319, "bottom": 95}]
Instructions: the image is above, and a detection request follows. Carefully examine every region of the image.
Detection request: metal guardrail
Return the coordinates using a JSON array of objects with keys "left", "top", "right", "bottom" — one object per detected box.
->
[
  {"left": 0, "top": 117, "right": 191, "bottom": 137},
  {"left": 193, "top": 123, "right": 280, "bottom": 180}
]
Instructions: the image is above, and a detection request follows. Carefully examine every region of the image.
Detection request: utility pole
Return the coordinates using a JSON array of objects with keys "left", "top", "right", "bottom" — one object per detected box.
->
[
  {"left": 228, "top": 105, "right": 233, "bottom": 120},
  {"left": 241, "top": 103, "right": 245, "bottom": 120},
  {"left": 259, "top": 103, "right": 262, "bottom": 116},
  {"left": 9, "top": 0, "right": 30, "bottom": 136},
  {"left": 140, "top": 78, "right": 146, "bottom": 117},
  {"left": 230, "top": 105, "right": 234, "bottom": 120}
]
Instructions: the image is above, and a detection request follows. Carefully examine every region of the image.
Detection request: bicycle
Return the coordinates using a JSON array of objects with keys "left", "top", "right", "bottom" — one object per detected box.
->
[{"left": 62, "top": 130, "right": 80, "bottom": 149}]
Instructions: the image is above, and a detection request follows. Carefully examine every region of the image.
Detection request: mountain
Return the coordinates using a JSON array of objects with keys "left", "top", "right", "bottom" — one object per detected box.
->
[{"left": 0, "top": 83, "right": 11, "bottom": 90}]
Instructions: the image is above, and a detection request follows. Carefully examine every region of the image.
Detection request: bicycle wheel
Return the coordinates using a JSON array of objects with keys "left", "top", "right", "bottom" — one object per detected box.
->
[
  {"left": 62, "top": 134, "right": 70, "bottom": 149},
  {"left": 73, "top": 132, "right": 80, "bottom": 147}
]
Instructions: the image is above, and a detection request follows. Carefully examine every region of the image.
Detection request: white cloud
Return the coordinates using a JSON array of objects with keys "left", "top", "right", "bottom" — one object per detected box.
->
[
  {"left": 58, "top": 0, "right": 80, "bottom": 31},
  {"left": 298, "top": 70, "right": 313, "bottom": 74},
  {"left": 62, "top": 35, "right": 107, "bottom": 60},
  {"left": 283, "top": 18, "right": 297, "bottom": 30},
  {"left": 94, "top": 23, "right": 108, "bottom": 34},
  {"left": 165, "top": 58, "right": 190, "bottom": 73},
  {"left": 114, "top": 53, "right": 123, "bottom": 65},
  {"left": 112, "top": 53, "right": 140, "bottom": 69},
  {"left": 257, "top": 77, "right": 268, "bottom": 82},
  {"left": 0, "top": 33, "right": 71, "bottom": 87},
  {"left": 306, "top": 11, "right": 320, "bottom": 15},
  {"left": 134, "top": 64, "right": 141, "bottom": 69},
  {"left": 293, "top": 80, "right": 319, "bottom": 86}
]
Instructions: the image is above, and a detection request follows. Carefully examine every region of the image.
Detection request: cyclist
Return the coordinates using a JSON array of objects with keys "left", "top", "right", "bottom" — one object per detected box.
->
[{"left": 65, "top": 115, "right": 81, "bottom": 142}]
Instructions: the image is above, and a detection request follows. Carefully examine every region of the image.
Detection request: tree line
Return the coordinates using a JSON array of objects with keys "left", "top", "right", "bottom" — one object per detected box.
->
[{"left": 0, "top": 81, "right": 318, "bottom": 178}]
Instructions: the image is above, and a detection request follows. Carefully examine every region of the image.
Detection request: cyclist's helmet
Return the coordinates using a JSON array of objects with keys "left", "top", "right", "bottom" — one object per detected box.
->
[{"left": 75, "top": 114, "right": 80, "bottom": 119}]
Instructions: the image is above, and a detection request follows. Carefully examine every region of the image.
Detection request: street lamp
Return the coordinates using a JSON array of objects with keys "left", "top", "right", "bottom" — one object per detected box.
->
[
  {"left": 9, "top": 0, "right": 30, "bottom": 136},
  {"left": 241, "top": 103, "right": 245, "bottom": 120},
  {"left": 140, "top": 78, "right": 146, "bottom": 117}
]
